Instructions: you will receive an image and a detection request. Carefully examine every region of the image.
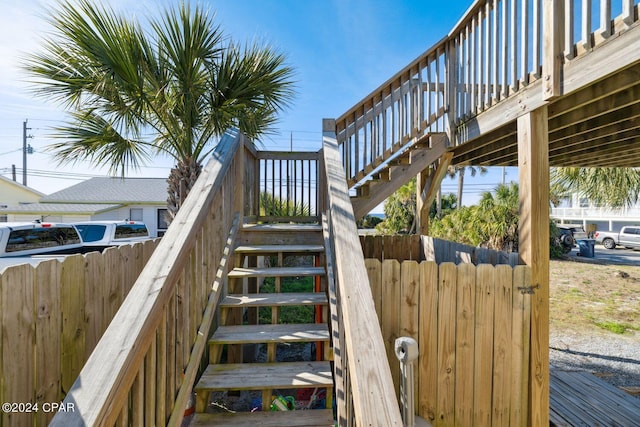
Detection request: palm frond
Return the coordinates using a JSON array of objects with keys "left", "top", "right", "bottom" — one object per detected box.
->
[{"left": 46, "top": 110, "right": 151, "bottom": 176}]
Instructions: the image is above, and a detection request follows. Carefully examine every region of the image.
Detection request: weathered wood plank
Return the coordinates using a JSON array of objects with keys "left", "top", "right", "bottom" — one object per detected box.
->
[
  {"left": 365, "top": 259, "right": 383, "bottom": 325},
  {"left": 492, "top": 265, "right": 513, "bottom": 426},
  {"left": 400, "top": 260, "right": 420, "bottom": 407},
  {"left": 474, "top": 264, "right": 495, "bottom": 426},
  {"left": 211, "top": 323, "right": 329, "bottom": 344},
  {"left": 34, "top": 260, "right": 61, "bottom": 427},
  {"left": 518, "top": 107, "right": 550, "bottom": 427},
  {"left": 197, "top": 362, "right": 333, "bottom": 391},
  {"left": 511, "top": 266, "right": 531, "bottom": 426},
  {"left": 436, "top": 262, "right": 457, "bottom": 425},
  {"left": 454, "top": 263, "right": 476, "bottom": 426},
  {"left": 382, "top": 259, "right": 401, "bottom": 396},
  {"left": 418, "top": 261, "right": 438, "bottom": 424},
  {"left": 84, "top": 251, "right": 104, "bottom": 360},
  {"left": 61, "top": 255, "right": 86, "bottom": 395},
  {"left": 191, "top": 409, "right": 334, "bottom": 426},
  {"left": 1, "top": 264, "right": 34, "bottom": 427},
  {"left": 323, "top": 134, "right": 402, "bottom": 426}
]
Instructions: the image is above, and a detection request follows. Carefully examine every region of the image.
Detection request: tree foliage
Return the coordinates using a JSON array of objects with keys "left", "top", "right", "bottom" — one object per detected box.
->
[
  {"left": 551, "top": 167, "right": 640, "bottom": 208},
  {"left": 25, "top": 0, "right": 296, "bottom": 217},
  {"left": 376, "top": 178, "right": 417, "bottom": 234}
]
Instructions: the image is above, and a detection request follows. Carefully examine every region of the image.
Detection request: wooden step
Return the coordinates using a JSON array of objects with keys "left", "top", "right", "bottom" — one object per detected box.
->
[
  {"left": 210, "top": 323, "right": 329, "bottom": 345},
  {"left": 235, "top": 244, "right": 324, "bottom": 255},
  {"left": 242, "top": 224, "right": 322, "bottom": 233},
  {"left": 228, "top": 267, "right": 325, "bottom": 279},
  {"left": 196, "top": 361, "right": 333, "bottom": 392},
  {"left": 237, "top": 224, "right": 323, "bottom": 246},
  {"left": 221, "top": 292, "right": 327, "bottom": 308},
  {"left": 190, "top": 409, "right": 335, "bottom": 426}
]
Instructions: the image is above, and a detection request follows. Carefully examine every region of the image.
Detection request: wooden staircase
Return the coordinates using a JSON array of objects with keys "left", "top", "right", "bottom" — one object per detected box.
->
[
  {"left": 192, "top": 220, "right": 335, "bottom": 426},
  {"left": 350, "top": 132, "right": 448, "bottom": 219}
]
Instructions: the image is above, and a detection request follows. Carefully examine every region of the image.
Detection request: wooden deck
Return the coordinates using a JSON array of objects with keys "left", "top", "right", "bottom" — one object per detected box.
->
[{"left": 550, "top": 369, "right": 640, "bottom": 426}]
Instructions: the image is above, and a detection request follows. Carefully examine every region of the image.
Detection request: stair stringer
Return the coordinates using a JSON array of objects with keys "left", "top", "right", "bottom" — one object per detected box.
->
[{"left": 351, "top": 133, "right": 450, "bottom": 219}]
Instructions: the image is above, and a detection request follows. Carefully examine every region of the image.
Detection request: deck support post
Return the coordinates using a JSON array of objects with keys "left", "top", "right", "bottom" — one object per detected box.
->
[
  {"left": 416, "top": 152, "right": 454, "bottom": 236},
  {"left": 517, "top": 107, "right": 550, "bottom": 427}
]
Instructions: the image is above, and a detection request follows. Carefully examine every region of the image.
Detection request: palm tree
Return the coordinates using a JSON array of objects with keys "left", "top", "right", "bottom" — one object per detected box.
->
[
  {"left": 447, "top": 165, "right": 488, "bottom": 208},
  {"left": 24, "top": 0, "right": 295, "bottom": 218},
  {"left": 551, "top": 167, "right": 640, "bottom": 208}
]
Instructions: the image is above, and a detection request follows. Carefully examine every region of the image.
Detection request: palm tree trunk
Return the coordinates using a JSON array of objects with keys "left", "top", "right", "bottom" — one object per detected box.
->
[{"left": 166, "top": 157, "right": 202, "bottom": 221}]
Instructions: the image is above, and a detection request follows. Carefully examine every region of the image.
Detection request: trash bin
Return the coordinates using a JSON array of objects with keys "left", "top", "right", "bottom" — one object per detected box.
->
[{"left": 576, "top": 239, "right": 595, "bottom": 258}]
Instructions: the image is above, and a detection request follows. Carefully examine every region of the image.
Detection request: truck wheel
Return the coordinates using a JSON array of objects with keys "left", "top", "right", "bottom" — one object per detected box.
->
[{"left": 603, "top": 238, "right": 616, "bottom": 250}]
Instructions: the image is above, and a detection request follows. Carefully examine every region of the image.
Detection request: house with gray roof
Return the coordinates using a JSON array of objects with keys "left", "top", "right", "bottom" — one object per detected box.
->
[{"left": 3, "top": 177, "right": 169, "bottom": 237}]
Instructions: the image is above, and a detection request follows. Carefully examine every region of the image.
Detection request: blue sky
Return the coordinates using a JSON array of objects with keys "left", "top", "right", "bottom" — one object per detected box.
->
[{"left": 0, "top": 0, "right": 515, "bottom": 208}]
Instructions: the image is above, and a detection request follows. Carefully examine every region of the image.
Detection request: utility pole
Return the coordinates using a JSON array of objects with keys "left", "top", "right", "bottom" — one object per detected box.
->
[{"left": 23, "top": 120, "right": 33, "bottom": 186}]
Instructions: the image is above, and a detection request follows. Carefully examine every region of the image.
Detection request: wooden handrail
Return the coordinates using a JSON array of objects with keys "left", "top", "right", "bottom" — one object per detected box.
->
[
  {"left": 322, "top": 131, "right": 403, "bottom": 426},
  {"left": 334, "top": 0, "right": 640, "bottom": 185},
  {"left": 50, "top": 129, "right": 246, "bottom": 426}
]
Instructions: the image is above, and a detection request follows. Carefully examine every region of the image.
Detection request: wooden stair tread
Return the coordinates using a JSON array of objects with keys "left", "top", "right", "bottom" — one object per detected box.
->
[
  {"left": 235, "top": 244, "right": 324, "bottom": 254},
  {"left": 221, "top": 293, "right": 327, "bottom": 307},
  {"left": 190, "top": 409, "right": 334, "bottom": 426},
  {"left": 242, "top": 224, "right": 322, "bottom": 232},
  {"left": 211, "top": 323, "right": 329, "bottom": 345},
  {"left": 228, "top": 266, "right": 325, "bottom": 278},
  {"left": 196, "top": 361, "right": 333, "bottom": 391}
]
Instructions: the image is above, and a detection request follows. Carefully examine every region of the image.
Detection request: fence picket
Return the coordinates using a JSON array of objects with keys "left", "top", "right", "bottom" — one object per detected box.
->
[
  {"left": 84, "top": 251, "right": 104, "bottom": 359},
  {"left": 61, "top": 255, "right": 86, "bottom": 394},
  {"left": 474, "top": 264, "right": 495, "bottom": 426},
  {"left": 34, "top": 260, "right": 61, "bottom": 427},
  {"left": 0, "top": 239, "right": 158, "bottom": 427},
  {"left": 382, "top": 259, "right": 401, "bottom": 396},
  {"left": 419, "top": 261, "right": 439, "bottom": 424},
  {"left": 511, "top": 266, "right": 531, "bottom": 426},
  {"left": 1, "top": 264, "right": 34, "bottom": 427},
  {"left": 437, "top": 262, "right": 457, "bottom": 425},
  {"left": 493, "top": 265, "right": 514, "bottom": 426},
  {"left": 455, "top": 263, "right": 476, "bottom": 425},
  {"left": 400, "top": 260, "right": 420, "bottom": 408}
]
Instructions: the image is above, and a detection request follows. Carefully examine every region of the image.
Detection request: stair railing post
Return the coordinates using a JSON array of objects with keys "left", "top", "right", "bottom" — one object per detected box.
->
[{"left": 395, "top": 337, "right": 419, "bottom": 427}]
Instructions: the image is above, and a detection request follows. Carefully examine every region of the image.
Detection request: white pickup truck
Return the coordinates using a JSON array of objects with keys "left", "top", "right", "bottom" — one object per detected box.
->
[
  {"left": 0, "top": 222, "right": 85, "bottom": 271},
  {"left": 74, "top": 220, "right": 151, "bottom": 251},
  {"left": 594, "top": 226, "right": 640, "bottom": 249}
]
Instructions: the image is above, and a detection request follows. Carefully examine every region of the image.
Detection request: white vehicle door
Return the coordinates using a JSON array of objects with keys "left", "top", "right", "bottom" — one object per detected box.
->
[{"left": 620, "top": 227, "right": 640, "bottom": 247}]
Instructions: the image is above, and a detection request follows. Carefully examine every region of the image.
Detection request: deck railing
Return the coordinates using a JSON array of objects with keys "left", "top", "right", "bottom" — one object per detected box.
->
[
  {"left": 250, "top": 150, "right": 321, "bottom": 221},
  {"left": 50, "top": 129, "right": 251, "bottom": 426},
  {"left": 321, "top": 125, "right": 403, "bottom": 426},
  {"left": 336, "top": 0, "right": 640, "bottom": 186}
]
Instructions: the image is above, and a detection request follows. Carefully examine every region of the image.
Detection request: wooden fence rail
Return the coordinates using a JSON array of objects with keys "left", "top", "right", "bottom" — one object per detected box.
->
[
  {"left": 366, "top": 259, "right": 531, "bottom": 427},
  {"left": 48, "top": 129, "right": 248, "bottom": 427},
  {"left": 322, "top": 131, "right": 403, "bottom": 426},
  {"left": 360, "top": 234, "right": 521, "bottom": 266},
  {"left": 0, "top": 240, "right": 158, "bottom": 427}
]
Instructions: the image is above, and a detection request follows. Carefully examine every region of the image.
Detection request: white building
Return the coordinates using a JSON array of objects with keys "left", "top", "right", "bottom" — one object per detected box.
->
[
  {"left": 551, "top": 194, "right": 640, "bottom": 232},
  {"left": 2, "top": 177, "right": 169, "bottom": 237}
]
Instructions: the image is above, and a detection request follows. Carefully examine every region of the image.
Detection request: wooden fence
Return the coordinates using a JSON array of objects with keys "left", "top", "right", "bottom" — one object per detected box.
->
[
  {"left": 366, "top": 258, "right": 531, "bottom": 427},
  {"left": 360, "top": 234, "right": 521, "bottom": 266},
  {"left": 0, "top": 240, "right": 158, "bottom": 427}
]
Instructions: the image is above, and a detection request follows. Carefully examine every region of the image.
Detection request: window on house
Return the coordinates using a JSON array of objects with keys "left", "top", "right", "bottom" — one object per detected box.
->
[
  {"left": 579, "top": 198, "right": 589, "bottom": 208},
  {"left": 129, "top": 208, "right": 143, "bottom": 222}
]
